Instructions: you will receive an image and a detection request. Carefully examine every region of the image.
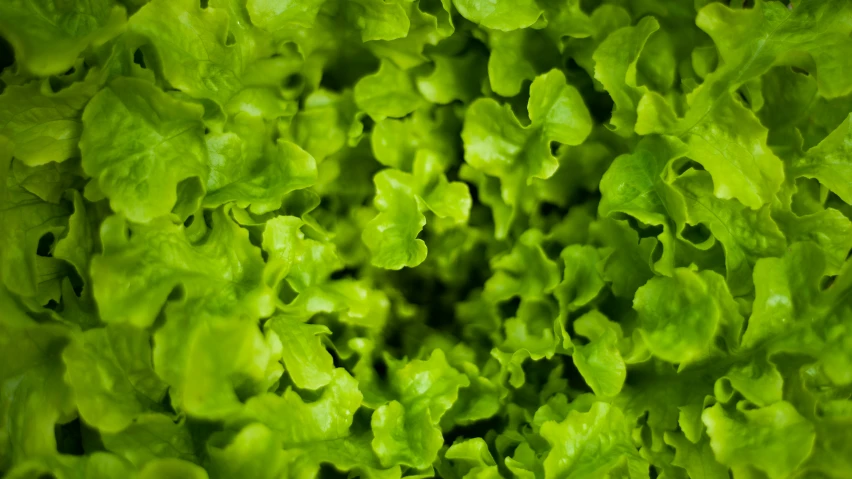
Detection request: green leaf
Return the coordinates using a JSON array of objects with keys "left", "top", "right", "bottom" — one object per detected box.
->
[
  {"left": 91, "top": 209, "right": 273, "bottom": 328},
  {"left": 486, "top": 29, "right": 560, "bottom": 97},
  {"left": 790, "top": 113, "right": 852, "bottom": 205},
  {"left": 741, "top": 242, "right": 825, "bottom": 348},
  {"left": 371, "top": 350, "right": 469, "bottom": 469},
  {"left": 80, "top": 77, "right": 208, "bottom": 223},
  {"left": 452, "top": 0, "right": 542, "bottom": 31},
  {"left": 674, "top": 170, "right": 786, "bottom": 295},
  {"left": 4, "top": 453, "right": 136, "bottom": 479},
  {"left": 363, "top": 151, "right": 471, "bottom": 269},
  {"left": 62, "top": 325, "right": 167, "bottom": 432},
  {"left": 571, "top": 311, "right": 626, "bottom": 398},
  {"left": 262, "top": 215, "right": 342, "bottom": 292},
  {"left": 0, "top": 77, "right": 100, "bottom": 166},
  {"left": 354, "top": 61, "right": 425, "bottom": 121},
  {"left": 680, "top": 94, "right": 785, "bottom": 210},
  {"left": 0, "top": 150, "right": 72, "bottom": 299},
  {"left": 694, "top": 0, "right": 852, "bottom": 101},
  {"left": 0, "top": 314, "right": 75, "bottom": 465},
  {"left": 139, "top": 458, "right": 209, "bottom": 479},
  {"left": 634, "top": 268, "right": 741, "bottom": 364},
  {"left": 265, "top": 316, "right": 335, "bottom": 390},
  {"left": 238, "top": 368, "right": 362, "bottom": 445},
  {"left": 702, "top": 402, "right": 816, "bottom": 479},
  {"left": 207, "top": 423, "right": 295, "bottom": 479},
  {"left": 417, "top": 52, "right": 485, "bottom": 104},
  {"left": 554, "top": 245, "right": 605, "bottom": 315},
  {"left": 246, "top": 0, "right": 327, "bottom": 32},
  {"left": 439, "top": 438, "right": 500, "bottom": 479},
  {"left": 483, "top": 229, "right": 560, "bottom": 303},
  {"left": 101, "top": 414, "right": 196, "bottom": 468},
  {"left": 593, "top": 17, "right": 659, "bottom": 136},
  {"left": 204, "top": 140, "right": 317, "bottom": 214},
  {"left": 0, "top": 0, "right": 125, "bottom": 76},
  {"left": 664, "top": 432, "right": 728, "bottom": 479},
  {"left": 128, "top": 0, "right": 253, "bottom": 105},
  {"left": 540, "top": 402, "right": 640, "bottom": 479},
  {"left": 463, "top": 69, "right": 592, "bottom": 205}
]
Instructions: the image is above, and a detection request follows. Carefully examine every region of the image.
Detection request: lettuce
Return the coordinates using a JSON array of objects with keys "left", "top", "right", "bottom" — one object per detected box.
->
[{"left": 2, "top": 0, "right": 852, "bottom": 478}]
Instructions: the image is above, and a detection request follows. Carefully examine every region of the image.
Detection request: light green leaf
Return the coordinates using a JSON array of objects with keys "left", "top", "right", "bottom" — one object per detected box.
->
[
  {"left": 63, "top": 325, "right": 167, "bottom": 432},
  {"left": 101, "top": 414, "right": 196, "bottom": 468},
  {"left": 452, "top": 0, "right": 542, "bottom": 31},
  {"left": 0, "top": 0, "right": 125, "bottom": 76},
  {"left": 634, "top": 268, "right": 741, "bottom": 364},
  {"left": 265, "top": 316, "right": 334, "bottom": 390},
  {"left": 91, "top": 209, "right": 273, "bottom": 328},
  {"left": 0, "top": 78, "right": 100, "bottom": 166},
  {"left": 483, "top": 229, "right": 560, "bottom": 303},
  {"left": 372, "top": 350, "right": 470, "bottom": 469},
  {"left": 571, "top": 311, "right": 626, "bottom": 398},
  {"left": 238, "top": 368, "right": 362, "bottom": 445},
  {"left": 129, "top": 0, "right": 252, "bottom": 105},
  {"left": 790, "top": 113, "right": 852, "bottom": 205},
  {"left": 80, "top": 77, "right": 208, "bottom": 223},
  {"left": 674, "top": 170, "right": 786, "bottom": 295},
  {"left": 463, "top": 69, "right": 592, "bottom": 205},
  {"left": 593, "top": 17, "right": 659, "bottom": 136},
  {"left": 540, "top": 402, "right": 639, "bottom": 479},
  {"left": 702, "top": 402, "right": 816, "bottom": 479},
  {"left": 355, "top": 61, "right": 425, "bottom": 121}
]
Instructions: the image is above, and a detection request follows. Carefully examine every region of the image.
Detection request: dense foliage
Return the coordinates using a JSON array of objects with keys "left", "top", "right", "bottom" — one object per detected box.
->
[{"left": 2, "top": 0, "right": 852, "bottom": 478}]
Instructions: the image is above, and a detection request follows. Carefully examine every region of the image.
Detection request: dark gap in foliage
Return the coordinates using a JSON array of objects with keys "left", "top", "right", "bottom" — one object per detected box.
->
[
  {"left": 327, "top": 345, "right": 346, "bottom": 369},
  {"left": 673, "top": 158, "right": 705, "bottom": 175},
  {"left": 737, "top": 89, "right": 750, "bottom": 108},
  {"left": 549, "top": 141, "right": 560, "bottom": 156},
  {"left": 791, "top": 66, "right": 809, "bottom": 76},
  {"left": 204, "top": 127, "right": 210, "bottom": 135},
  {"left": 565, "top": 57, "right": 614, "bottom": 124},
  {"left": 625, "top": 217, "right": 663, "bottom": 240},
  {"left": 167, "top": 284, "right": 186, "bottom": 301},
  {"left": 318, "top": 464, "right": 349, "bottom": 479},
  {"left": 55, "top": 419, "right": 85, "bottom": 456},
  {"left": 443, "top": 415, "right": 505, "bottom": 447},
  {"left": 649, "top": 465, "right": 660, "bottom": 479},
  {"left": 538, "top": 201, "right": 566, "bottom": 218},
  {"left": 383, "top": 324, "right": 404, "bottom": 352},
  {"left": 820, "top": 275, "right": 837, "bottom": 291},
  {"left": 133, "top": 48, "right": 147, "bottom": 69},
  {"left": 225, "top": 31, "right": 236, "bottom": 46},
  {"left": 360, "top": 115, "right": 375, "bottom": 134},
  {"left": 203, "top": 209, "right": 216, "bottom": 230},
  {"left": 498, "top": 297, "right": 521, "bottom": 319},
  {"left": 37, "top": 232, "right": 55, "bottom": 257},
  {"left": 372, "top": 357, "right": 388, "bottom": 380},
  {"left": 184, "top": 215, "right": 195, "bottom": 227},
  {"left": 329, "top": 267, "right": 358, "bottom": 280},
  {"left": 282, "top": 73, "right": 304, "bottom": 90},
  {"left": 0, "top": 35, "right": 13, "bottom": 75},
  {"left": 47, "top": 77, "right": 62, "bottom": 93},
  {"left": 159, "top": 390, "right": 177, "bottom": 415},
  {"left": 681, "top": 222, "right": 712, "bottom": 245},
  {"left": 199, "top": 0, "right": 209, "bottom": 8},
  {"left": 67, "top": 268, "right": 85, "bottom": 296},
  {"left": 507, "top": 82, "right": 532, "bottom": 126},
  {"left": 45, "top": 299, "right": 60, "bottom": 311},
  {"left": 559, "top": 356, "right": 593, "bottom": 393}
]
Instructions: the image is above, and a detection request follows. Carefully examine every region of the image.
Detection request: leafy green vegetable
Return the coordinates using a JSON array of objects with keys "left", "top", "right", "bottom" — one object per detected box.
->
[{"left": 2, "top": 0, "right": 852, "bottom": 477}]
